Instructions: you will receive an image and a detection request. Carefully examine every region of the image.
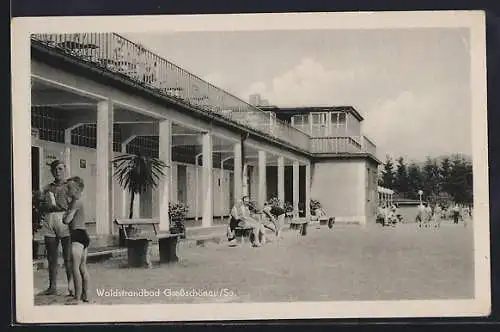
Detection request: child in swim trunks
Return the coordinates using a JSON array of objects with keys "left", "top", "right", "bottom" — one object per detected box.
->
[{"left": 62, "top": 176, "right": 90, "bottom": 305}]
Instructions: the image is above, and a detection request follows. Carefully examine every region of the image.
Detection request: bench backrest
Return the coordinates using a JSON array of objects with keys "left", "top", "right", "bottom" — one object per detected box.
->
[{"left": 114, "top": 218, "right": 160, "bottom": 239}]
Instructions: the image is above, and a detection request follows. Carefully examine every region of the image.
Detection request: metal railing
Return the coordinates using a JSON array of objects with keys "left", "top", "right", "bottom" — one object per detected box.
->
[
  {"left": 31, "top": 33, "right": 311, "bottom": 151},
  {"left": 310, "top": 136, "right": 377, "bottom": 155},
  {"left": 30, "top": 33, "right": 376, "bottom": 157},
  {"left": 361, "top": 135, "right": 377, "bottom": 157}
]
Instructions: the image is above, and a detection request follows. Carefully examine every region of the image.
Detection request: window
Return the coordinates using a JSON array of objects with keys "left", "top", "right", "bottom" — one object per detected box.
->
[
  {"left": 330, "top": 112, "right": 338, "bottom": 125},
  {"left": 292, "top": 114, "right": 309, "bottom": 125},
  {"left": 338, "top": 113, "right": 346, "bottom": 126}
]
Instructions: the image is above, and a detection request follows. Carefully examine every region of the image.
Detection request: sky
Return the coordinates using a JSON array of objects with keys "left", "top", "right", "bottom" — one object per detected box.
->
[{"left": 123, "top": 28, "right": 472, "bottom": 161}]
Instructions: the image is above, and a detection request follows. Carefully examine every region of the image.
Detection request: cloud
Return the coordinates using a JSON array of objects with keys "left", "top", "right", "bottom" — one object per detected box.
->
[
  {"left": 202, "top": 72, "right": 228, "bottom": 88},
  {"left": 240, "top": 57, "right": 471, "bottom": 161},
  {"left": 240, "top": 57, "right": 372, "bottom": 106},
  {"left": 363, "top": 87, "right": 471, "bottom": 160}
]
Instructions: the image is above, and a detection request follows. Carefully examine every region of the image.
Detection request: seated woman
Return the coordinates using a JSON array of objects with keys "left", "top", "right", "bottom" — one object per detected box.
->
[{"left": 261, "top": 202, "right": 285, "bottom": 238}]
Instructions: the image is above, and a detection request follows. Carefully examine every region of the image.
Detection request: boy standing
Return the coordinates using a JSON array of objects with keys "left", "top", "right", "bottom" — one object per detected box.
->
[{"left": 62, "top": 176, "right": 91, "bottom": 305}]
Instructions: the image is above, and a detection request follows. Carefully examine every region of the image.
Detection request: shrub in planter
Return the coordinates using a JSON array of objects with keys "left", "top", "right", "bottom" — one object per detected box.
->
[
  {"left": 284, "top": 201, "right": 294, "bottom": 214},
  {"left": 267, "top": 197, "right": 286, "bottom": 217},
  {"left": 169, "top": 202, "right": 188, "bottom": 238},
  {"left": 310, "top": 199, "right": 322, "bottom": 215}
]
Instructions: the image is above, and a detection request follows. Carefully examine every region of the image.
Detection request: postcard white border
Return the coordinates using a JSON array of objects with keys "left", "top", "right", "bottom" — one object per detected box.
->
[{"left": 12, "top": 11, "right": 490, "bottom": 323}]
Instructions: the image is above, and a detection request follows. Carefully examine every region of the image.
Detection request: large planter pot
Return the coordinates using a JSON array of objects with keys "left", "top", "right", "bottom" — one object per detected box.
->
[
  {"left": 119, "top": 226, "right": 140, "bottom": 247},
  {"left": 170, "top": 219, "right": 186, "bottom": 239}
]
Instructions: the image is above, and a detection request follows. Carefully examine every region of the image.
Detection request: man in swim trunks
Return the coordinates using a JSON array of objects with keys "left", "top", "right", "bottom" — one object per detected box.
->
[{"left": 38, "top": 160, "right": 73, "bottom": 296}]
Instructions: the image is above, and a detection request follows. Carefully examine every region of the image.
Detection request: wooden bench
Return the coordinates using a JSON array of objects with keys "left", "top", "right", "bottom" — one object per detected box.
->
[
  {"left": 114, "top": 219, "right": 181, "bottom": 268},
  {"left": 233, "top": 225, "right": 254, "bottom": 243},
  {"left": 311, "top": 210, "right": 335, "bottom": 229},
  {"left": 289, "top": 218, "right": 308, "bottom": 236},
  {"left": 321, "top": 217, "right": 335, "bottom": 229}
]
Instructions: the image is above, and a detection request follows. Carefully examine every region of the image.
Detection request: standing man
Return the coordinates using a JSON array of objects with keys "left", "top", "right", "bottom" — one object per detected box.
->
[
  {"left": 452, "top": 203, "right": 461, "bottom": 224},
  {"left": 423, "top": 203, "right": 433, "bottom": 228},
  {"left": 38, "top": 160, "right": 73, "bottom": 296},
  {"left": 416, "top": 203, "right": 425, "bottom": 228},
  {"left": 433, "top": 203, "right": 443, "bottom": 229}
]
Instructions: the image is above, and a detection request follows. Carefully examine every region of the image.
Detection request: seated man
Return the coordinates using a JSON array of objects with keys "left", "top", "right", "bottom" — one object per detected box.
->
[
  {"left": 387, "top": 205, "right": 398, "bottom": 227},
  {"left": 227, "top": 196, "right": 266, "bottom": 247},
  {"left": 377, "top": 205, "right": 386, "bottom": 225}
]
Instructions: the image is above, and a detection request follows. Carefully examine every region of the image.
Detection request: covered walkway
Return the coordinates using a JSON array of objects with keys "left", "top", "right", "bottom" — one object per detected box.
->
[{"left": 31, "top": 33, "right": 314, "bottom": 243}]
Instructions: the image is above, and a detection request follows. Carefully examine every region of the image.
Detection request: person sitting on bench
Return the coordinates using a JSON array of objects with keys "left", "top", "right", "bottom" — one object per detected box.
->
[
  {"left": 261, "top": 202, "right": 285, "bottom": 238},
  {"left": 227, "top": 196, "right": 266, "bottom": 247}
]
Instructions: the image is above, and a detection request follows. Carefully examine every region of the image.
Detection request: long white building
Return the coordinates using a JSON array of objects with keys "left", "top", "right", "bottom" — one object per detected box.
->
[{"left": 30, "top": 33, "right": 382, "bottom": 245}]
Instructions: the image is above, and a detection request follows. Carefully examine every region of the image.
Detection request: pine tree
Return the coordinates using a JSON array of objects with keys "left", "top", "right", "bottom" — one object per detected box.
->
[
  {"left": 448, "top": 154, "right": 473, "bottom": 205},
  {"left": 380, "top": 155, "right": 395, "bottom": 189},
  {"left": 439, "top": 157, "right": 453, "bottom": 195},
  {"left": 394, "top": 157, "right": 410, "bottom": 198},
  {"left": 407, "top": 162, "right": 423, "bottom": 199},
  {"left": 422, "top": 157, "right": 441, "bottom": 202}
]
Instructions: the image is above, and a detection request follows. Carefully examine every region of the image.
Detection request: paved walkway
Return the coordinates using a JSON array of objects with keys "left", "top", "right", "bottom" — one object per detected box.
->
[{"left": 34, "top": 221, "right": 474, "bottom": 305}]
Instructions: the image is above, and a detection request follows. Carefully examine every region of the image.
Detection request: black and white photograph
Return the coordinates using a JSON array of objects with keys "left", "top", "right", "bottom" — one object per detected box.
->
[{"left": 12, "top": 11, "right": 490, "bottom": 322}]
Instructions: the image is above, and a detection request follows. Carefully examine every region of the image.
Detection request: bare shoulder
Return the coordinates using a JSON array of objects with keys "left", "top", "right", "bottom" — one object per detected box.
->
[{"left": 71, "top": 200, "right": 84, "bottom": 211}]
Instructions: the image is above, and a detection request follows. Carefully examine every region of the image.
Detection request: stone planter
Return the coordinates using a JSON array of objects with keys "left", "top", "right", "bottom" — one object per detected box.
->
[
  {"left": 127, "top": 238, "right": 152, "bottom": 268},
  {"left": 169, "top": 219, "right": 186, "bottom": 239},
  {"left": 119, "top": 226, "right": 140, "bottom": 247}
]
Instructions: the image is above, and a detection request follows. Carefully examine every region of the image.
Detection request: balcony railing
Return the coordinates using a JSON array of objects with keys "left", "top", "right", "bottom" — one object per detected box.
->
[
  {"left": 30, "top": 33, "right": 376, "bottom": 158},
  {"left": 31, "top": 33, "right": 311, "bottom": 151},
  {"left": 310, "top": 136, "right": 377, "bottom": 156}
]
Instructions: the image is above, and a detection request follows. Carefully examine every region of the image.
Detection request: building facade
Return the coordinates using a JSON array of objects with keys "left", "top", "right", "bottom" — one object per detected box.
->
[{"left": 30, "top": 33, "right": 381, "bottom": 242}]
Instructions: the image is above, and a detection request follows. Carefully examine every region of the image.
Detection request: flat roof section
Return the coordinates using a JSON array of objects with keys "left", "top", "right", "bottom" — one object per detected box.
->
[{"left": 259, "top": 106, "right": 364, "bottom": 122}]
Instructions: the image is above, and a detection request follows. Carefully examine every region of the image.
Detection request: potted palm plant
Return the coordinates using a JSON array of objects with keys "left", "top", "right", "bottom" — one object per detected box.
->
[
  {"left": 169, "top": 202, "right": 188, "bottom": 239},
  {"left": 112, "top": 153, "right": 168, "bottom": 246}
]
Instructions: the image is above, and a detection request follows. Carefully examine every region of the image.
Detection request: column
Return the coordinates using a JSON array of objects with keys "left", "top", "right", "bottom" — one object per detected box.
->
[
  {"left": 277, "top": 156, "right": 285, "bottom": 205},
  {"left": 233, "top": 142, "right": 242, "bottom": 202},
  {"left": 257, "top": 150, "right": 266, "bottom": 209},
  {"left": 242, "top": 163, "right": 249, "bottom": 197},
  {"left": 194, "top": 153, "right": 201, "bottom": 221},
  {"left": 133, "top": 193, "right": 141, "bottom": 217},
  {"left": 96, "top": 100, "right": 113, "bottom": 235},
  {"left": 293, "top": 160, "right": 299, "bottom": 218},
  {"left": 305, "top": 162, "right": 311, "bottom": 219},
  {"left": 122, "top": 189, "right": 128, "bottom": 217},
  {"left": 202, "top": 132, "right": 213, "bottom": 227},
  {"left": 64, "top": 129, "right": 72, "bottom": 177},
  {"left": 158, "top": 119, "right": 171, "bottom": 231}
]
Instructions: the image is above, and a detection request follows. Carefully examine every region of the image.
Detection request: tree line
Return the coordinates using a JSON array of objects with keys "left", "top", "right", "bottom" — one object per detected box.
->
[{"left": 378, "top": 154, "right": 473, "bottom": 206}]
